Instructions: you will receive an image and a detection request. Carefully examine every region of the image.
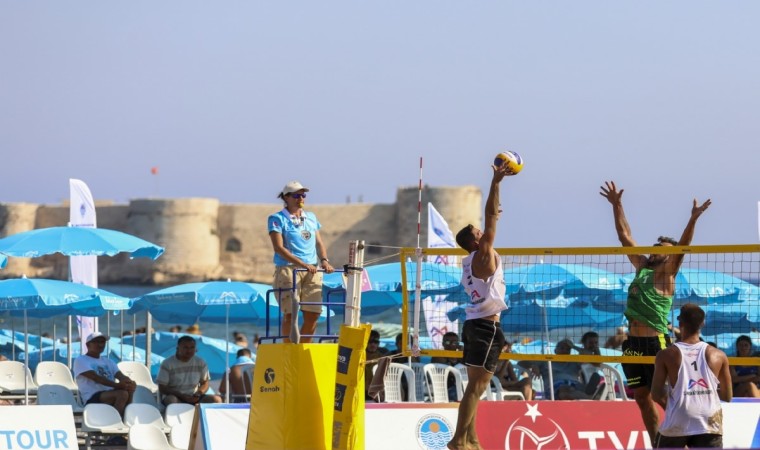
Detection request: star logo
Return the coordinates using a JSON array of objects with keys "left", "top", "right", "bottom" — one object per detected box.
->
[{"left": 525, "top": 403, "right": 542, "bottom": 423}]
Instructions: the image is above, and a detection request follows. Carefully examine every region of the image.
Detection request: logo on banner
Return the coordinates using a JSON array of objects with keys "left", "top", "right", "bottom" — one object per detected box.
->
[
  {"left": 505, "top": 403, "right": 570, "bottom": 450},
  {"left": 264, "top": 368, "right": 276, "bottom": 384},
  {"left": 79, "top": 203, "right": 86, "bottom": 217},
  {"left": 415, "top": 414, "right": 453, "bottom": 450},
  {"left": 334, "top": 383, "right": 347, "bottom": 411},
  {"left": 336, "top": 346, "right": 352, "bottom": 374}
]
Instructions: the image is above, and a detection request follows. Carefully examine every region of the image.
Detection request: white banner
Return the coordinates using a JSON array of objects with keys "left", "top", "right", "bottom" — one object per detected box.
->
[
  {"left": 70, "top": 179, "right": 98, "bottom": 351},
  {"left": 0, "top": 405, "right": 79, "bottom": 449}
]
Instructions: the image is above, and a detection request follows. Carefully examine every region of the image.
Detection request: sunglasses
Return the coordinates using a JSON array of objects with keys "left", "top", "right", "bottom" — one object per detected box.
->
[
  {"left": 368, "top": 339, "right": 380, "bottom": 344},
  {"left": 443, "top": 340, "right": 458, "bottom": 345},
  {"left": 288, "top": 193, "right": 307, "bottom": 200}
]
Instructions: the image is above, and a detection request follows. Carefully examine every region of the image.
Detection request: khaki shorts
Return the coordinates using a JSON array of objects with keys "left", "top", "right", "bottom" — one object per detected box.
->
[{"left": 273, "top": 266, "right": 323, "bottom": 314}]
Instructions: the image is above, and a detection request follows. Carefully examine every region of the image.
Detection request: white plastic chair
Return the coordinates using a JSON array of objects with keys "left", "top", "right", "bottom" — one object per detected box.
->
[
  {"left": 124, "top": 403, "right": 171, "bottom": 433},
  {"left": 132, "top": 385, "right": 165, "bottom": 413},
  {"left": 169, "top": 423, "right": 192, "bottom": 450},
  {"left": 127, "top": 424, "right": 181, "bottom": 450},
  {"left": 599, "top": 363, "right": 629, "bottom": 401},
  {"left": 164, "top": 402, "right": 195, "bottom": 428},
  {"left": 81, "top": 403, "right": 129, "bottom": 450},
  {"left": 230, "top": 362, "right": 255, "bottom": 403},
  {"left": 34, "top": 361, "right": 79, "bottom": 394},
  {"left": 0, "top": 361, "right": 38, "bottom": 399},
  {"left": 382, "top": 362, "right": 416, "bottom": 403},
  {"left": 423, "top": 363, "right": 463, "bottom": 403},
  {"left": 118, "top": 361, "right": 159, "bottom": 393},
  {"left": 410, "top": 362, "right": 428, "bottom": 401},
  {"left": 456, "top": 363, "right": 494, "bottom": 401},
  {"left": 36, "top": 384, "right": 83, "bottom": 413},
  {"left": 491, "top": 376, "right": 526, "bottom": 401}
]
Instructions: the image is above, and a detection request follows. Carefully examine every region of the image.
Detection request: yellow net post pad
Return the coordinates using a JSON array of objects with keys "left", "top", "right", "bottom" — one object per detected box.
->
[
  {"left": 332, "top": 324, "right": 371, "bottom": 450},
  {"left": 247, "top": 343, "right": 338, "bottom": 450}
]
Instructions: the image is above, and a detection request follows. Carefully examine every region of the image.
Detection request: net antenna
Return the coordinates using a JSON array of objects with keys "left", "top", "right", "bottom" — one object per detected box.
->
[{"left": 412, "top": 157, "right": 423, "bottom": 357}]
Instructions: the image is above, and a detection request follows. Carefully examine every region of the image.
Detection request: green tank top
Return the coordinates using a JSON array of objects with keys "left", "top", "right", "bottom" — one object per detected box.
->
[{"left": 624, "top": 267, "right": 672, "bottom": 334}]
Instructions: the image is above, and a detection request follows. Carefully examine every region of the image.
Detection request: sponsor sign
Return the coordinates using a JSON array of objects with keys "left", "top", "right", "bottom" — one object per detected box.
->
[{"left": 0, "top": 405, "right": 78, "bottom": 450}]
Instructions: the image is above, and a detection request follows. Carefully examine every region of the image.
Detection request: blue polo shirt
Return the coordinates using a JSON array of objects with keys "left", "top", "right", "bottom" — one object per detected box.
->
[{"left": 268, "top": 209, "right": 321, "bottom": 266}]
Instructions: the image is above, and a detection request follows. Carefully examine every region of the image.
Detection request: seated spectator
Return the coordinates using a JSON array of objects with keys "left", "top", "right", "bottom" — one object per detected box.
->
[
  {"left": 431, "top": 331, "right": 463, "bottom": 401},
  {"left": 365, "top": 329, "right": 389, "bottom": 401},
  {"left": 185, "top": 324, "right": 202, "bottom": 335},
  {"left": 73, "top": 332, "right": 137, "bottom": 416},
  {"left": 157, "top": 336, "right": 222, "bottom": 405},
  {"left": 391, "top": 332, "right": 420, "bottom": 362},
  {"left": 233, "top": 331, "right": 249, "bottom": 348},
  {"left": 521, "top": 339, "right": 604, "bottom": 400},
  {"left": 604, "top": 326, "right": 627, "bottom": 349},
  {"left": 494, "top": 341, "right": 534, "bottom": 400},
  {"left": 730, "top": 335, "right": 760, "bottom": 397},
  {"left": 169, "top": 325, "right": 182, "bottom": 333},
  {"left": 218, "top": 348, "right": 255, "bottom": 403}
]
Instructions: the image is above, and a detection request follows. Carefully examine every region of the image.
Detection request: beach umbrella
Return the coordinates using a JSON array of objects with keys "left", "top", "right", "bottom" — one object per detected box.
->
[
  {"left": 322, "top": 262, "right": 464, "bottom": 315},
  {"left": 504, "top": 264, "right": 622, "bottom": 300},
  {"left": 0, "top": 226, "right": 164, "bottom": 259},
  {"left": 0, "top": 254, "right": 6, "bottom": 269}
]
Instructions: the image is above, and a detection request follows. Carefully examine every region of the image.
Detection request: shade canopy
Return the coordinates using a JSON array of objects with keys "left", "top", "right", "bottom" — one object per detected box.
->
[{"left": 0, "top": 226, "right": 164, "bottom": 259}]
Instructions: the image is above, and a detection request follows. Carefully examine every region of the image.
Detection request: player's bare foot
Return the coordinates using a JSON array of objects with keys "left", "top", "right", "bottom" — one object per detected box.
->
[{"left": 446, "top": 441, "right": 466, "bottom": 450}]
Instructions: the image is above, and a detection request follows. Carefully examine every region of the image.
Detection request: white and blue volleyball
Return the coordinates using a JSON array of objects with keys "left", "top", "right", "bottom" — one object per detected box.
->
[{"left": 493, "top": 150, "right": 523, "bottom": 175}]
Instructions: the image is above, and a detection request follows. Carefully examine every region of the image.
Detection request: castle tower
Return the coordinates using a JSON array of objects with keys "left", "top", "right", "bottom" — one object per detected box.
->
[
  {"left": 125, "top": 199, "right": 222, "bottom": 284},
  {"left": 394, "top": 186, "right": 481, "bottom": 249}
]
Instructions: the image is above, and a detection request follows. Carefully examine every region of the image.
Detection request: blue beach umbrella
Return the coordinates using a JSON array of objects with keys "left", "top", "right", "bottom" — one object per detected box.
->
[
  {"left": 504, "top": 264, "right": 622, "bottom": 299},
  {"left": 0, "top": 226, "right": 164, "bottom": 259},
  {"left": 0, "top": 277, "right": 131, "bottom": 318},
  {"left": 0, "top": 254, "right": 6, "bottom": 269},
  {"left": 322, "top": 262, "right": 464, "bottom": 315},
  {"left": 130, "top": 281, "right": 279, "bottom": 325}
]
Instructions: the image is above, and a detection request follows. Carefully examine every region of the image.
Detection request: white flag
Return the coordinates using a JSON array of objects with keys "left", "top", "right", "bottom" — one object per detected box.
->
[
  {"left": 70, "top": 179, "right": 98, "bottom": 351},
  {"left": 428, "top": 203, "right": 456, "bottom": 249}
]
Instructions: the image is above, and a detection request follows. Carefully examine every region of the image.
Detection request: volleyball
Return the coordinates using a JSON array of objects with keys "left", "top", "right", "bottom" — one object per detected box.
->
[{"left": 493, "top": 151, "right": 523, "bottom": 175}]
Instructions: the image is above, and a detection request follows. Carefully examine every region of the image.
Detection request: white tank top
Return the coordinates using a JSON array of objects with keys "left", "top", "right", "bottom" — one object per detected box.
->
[
  {"left": 461, "top": 251, "right": 508, "bottom": 321},
  {"left": 659, "top": 341, "right": 723, "bottom": 437}
]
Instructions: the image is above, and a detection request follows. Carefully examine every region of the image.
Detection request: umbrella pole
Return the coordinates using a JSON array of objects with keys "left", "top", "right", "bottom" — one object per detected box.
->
[
  {"left": 146, "top": 312, "right": 152, "bottom": 372},
  {"left": 11, "top": 317, "right": 15, "bottom": 360},
  {"left": 225, "top": 304, "right": 230, "bottom": 404},
  {"left": 67, "top": 316, "right": 72, "bottom": 369},
  {"left": 53, "top": 323, "right": 57, "bottom": 363},
  {"left": 132, "top": 314, "right": 137, "bottom": 362},
  {"left": 38, "top": 320, "right": 43, "bottom": 365},
  {"left": 120, "top": 313, "right": 124, "bottom": 361},
  {"left": 24, "top": 309, "right": 28, "bottom": 405}
]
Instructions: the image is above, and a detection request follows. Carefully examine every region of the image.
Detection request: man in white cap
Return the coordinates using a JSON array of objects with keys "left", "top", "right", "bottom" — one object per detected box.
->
[
  {"left": 73, "top": 332, "right": 136, "bottom": 417},
  {"left": 268, "top": 180, "right": 334, "bottom": 343}
]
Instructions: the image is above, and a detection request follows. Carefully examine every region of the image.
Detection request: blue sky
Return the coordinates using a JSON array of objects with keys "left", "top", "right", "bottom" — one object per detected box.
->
[{"left": 2, "top": 2, "right": 759, "bottom": 247}]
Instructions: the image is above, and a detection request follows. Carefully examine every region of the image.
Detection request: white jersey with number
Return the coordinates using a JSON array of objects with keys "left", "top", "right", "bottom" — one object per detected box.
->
[
  {"left": 461, "top": 251, "right": 507, "bottom": 321},
  {"left": 659, "top": 341, "right": 723, "bottom": 437}
]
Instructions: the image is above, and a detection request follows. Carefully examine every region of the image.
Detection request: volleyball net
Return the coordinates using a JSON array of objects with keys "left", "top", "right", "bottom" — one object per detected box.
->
[{"left": 398, "top": 244, "right": 760, "bottom": 365}]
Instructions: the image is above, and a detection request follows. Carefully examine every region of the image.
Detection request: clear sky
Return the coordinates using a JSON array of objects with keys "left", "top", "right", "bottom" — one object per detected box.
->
[{"left": 2, "top": 2, "right": 759, "bottom": 248}]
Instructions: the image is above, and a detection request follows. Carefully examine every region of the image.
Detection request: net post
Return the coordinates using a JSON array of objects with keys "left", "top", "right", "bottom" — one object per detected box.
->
[{"left": 345, "top": 240, "right": 365, "bottom": 327}]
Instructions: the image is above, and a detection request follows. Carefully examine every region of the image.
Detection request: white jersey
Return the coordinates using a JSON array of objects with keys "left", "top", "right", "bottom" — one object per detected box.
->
[
  {"left": 461, "top": 251, "right": 507, "bottom": 321},
  {"left": 659, "top": 341, "right": 723, "bottom": 437}
]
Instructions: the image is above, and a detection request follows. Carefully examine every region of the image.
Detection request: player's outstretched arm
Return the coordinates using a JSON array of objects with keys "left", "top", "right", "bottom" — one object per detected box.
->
[
  {"left": 600, "top": 181, "right": 646, "bottom": 269},
  {"left": 665, "top": 198, "right": 712, "bottom": 274}
]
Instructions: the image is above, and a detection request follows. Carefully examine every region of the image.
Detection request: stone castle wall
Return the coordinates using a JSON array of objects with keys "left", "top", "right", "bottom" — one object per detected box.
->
[{"left": 0, "top": 185, "right": 481, "bottom": 285}]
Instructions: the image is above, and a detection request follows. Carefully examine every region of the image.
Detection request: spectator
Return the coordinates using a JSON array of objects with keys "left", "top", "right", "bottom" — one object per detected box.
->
[
  {"left": 169, "top": 325, "right": 182, "bottom": 333},
  {"left": 494, "top": 341, "right": 534, "bottom": 400},
  {"left": 391, "top": 332, "right": 420, "bottom": 362},
  {"left": 252, "top": 333, "right": 260, "bottom": 353},
  {"left": 365, "top": 329, "right": 389, "bottom": 401},
  {"left": 521, "top": 339, "right": 604, "bottom": 400},
  {"left": 730, "top": 335, "right": 760, "bottom": 398},
  {"left": 185, "top": 324, "right": 202, "bottom": 335},
  {"left": 268, "top": 180, "right": 335, "bottom": 343},
  {"left": 73, "top": 332, "right": 136, "bottom": 417},
  {"left": 604, "top": 326, "right": 627, "bottom": 349},
  {"left": 429, "top": 331, "right": 464, "bottom": 401},
  {"left": 233, "top": 331, "right": 248, "bottom": 348},
  {"left": 218, "top": 348, "right": 255, "bottom": 403},
  {"left": 157, "top": 336, "right": 222, "bottom": 405}
]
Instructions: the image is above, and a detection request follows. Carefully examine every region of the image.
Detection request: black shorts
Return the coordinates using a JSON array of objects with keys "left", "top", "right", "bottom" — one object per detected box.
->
[
  {"left": 654, "top": 433, "right": 722, "bottom": 448},
  {"left": 621, "top": 335, "right": 671, "bottom": 390},
  {"left": 462, "top": 318, "right": 505, "bottom": 373}
]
